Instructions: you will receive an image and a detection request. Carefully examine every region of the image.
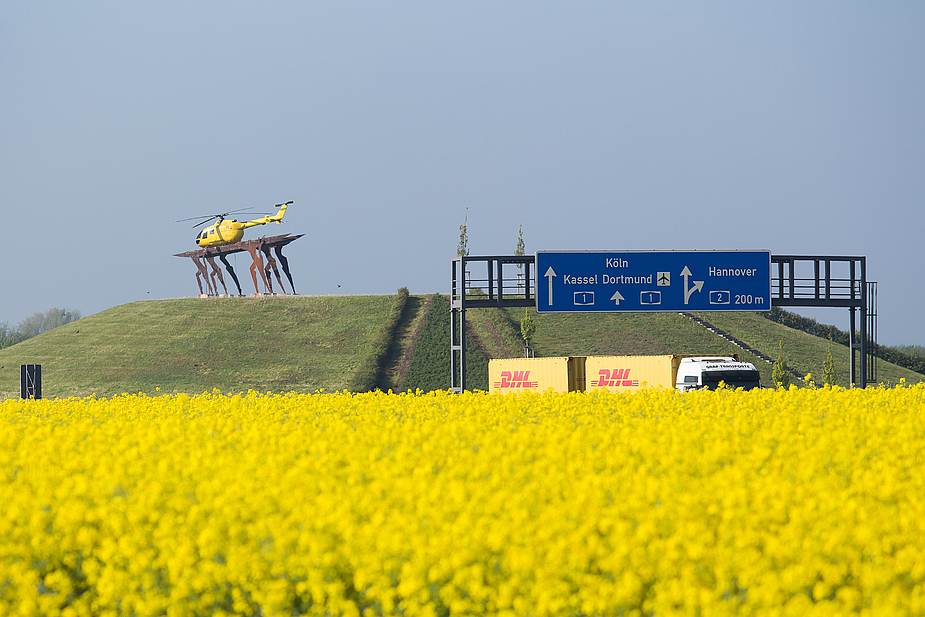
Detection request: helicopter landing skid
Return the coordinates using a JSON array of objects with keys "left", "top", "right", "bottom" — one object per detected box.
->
[{"left": 175, "top": 233, "right": 303, "bottom": 296}]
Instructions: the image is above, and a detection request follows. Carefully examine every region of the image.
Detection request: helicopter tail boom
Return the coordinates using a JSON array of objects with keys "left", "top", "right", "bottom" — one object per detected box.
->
[{"left": 241, "top": 200, "right": 292, "bottom": 229}]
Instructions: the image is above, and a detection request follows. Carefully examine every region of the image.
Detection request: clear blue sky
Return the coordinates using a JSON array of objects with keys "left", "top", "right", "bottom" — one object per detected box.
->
[{"left": 3, "top": 2, "right": 923, "bottom": 346}]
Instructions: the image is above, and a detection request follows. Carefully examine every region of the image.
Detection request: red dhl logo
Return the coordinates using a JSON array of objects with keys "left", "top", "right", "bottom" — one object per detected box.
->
[
  {"left": 590, "top": 368, "right": 640, "bottom": 388},
  {"left": 494, "top": 370, "right": 539, "bottom": 389}
]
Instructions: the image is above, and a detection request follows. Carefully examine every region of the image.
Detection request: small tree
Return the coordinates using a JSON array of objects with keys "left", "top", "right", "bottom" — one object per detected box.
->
[
  {"left": 17, "top": 308, "right": 82, "bottom": 338},
  {"left": 515, "top": 224, "right": 526, "bottom": 295},
  {"left": 457, "top": 208, "right": 469, "bottom": 258},
  {"left": 822, "top": 338, "right": 837, "bottom": 386},
  {"left": 521, "top": 307, "right": 536, "bottom": 357},
  {"left": 0, "top": 323, "right": 27, "bottom": 349},
  {"left": 772, "top": 340, "right": 791, "bottom": 388}
]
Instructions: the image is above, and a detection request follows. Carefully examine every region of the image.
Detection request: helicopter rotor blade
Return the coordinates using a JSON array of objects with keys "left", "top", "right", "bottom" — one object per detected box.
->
[
  {"left": 190, "top": 216, "right": 221, "bottom": 229},
  {"left": 171, "top": 214, "right": 213, "bottom": 224},
  {"left": 171, "top": 206, "right": 256, "bottom": 225},
  {"left": 221, "top": 207, "right": 257, "bottom": 216},
  {"left": 172, "top": 204, "right": 282, "bottom": 231}
]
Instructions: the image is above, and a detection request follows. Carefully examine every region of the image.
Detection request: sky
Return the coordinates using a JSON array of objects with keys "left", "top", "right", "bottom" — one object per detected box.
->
[{"left": 2, "top": 2, "right": 923, "bottom": 346}]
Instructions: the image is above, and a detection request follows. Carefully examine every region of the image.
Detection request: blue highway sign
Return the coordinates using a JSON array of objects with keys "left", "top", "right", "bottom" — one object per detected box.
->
[{"left": 535, "top": 251, "right": 771, "bottom": 313}]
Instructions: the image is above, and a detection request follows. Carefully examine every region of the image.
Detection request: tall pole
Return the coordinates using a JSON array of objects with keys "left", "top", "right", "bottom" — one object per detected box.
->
[
  {"left": 848, "top": 306, "right": 856, "bottom": 387},
  {"left": 450, "top": 257, "right": 467, "bottom": 392},
  {"left": 859, "top": 257, "right": 867, "bottom": 388}
]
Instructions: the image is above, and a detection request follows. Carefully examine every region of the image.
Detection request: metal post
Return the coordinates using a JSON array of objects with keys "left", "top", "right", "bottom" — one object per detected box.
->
[
  {"left": 495, "top": 258, "right": 502, "bottom": 301},
  {"left": 858, "top": 258, "right": 867, "bottom": 387},
  {"left": 814, "top": 259, "right": 820, "bottom": 300},
  {"left": 458, "top": 305, "right": 466, "bottom": 391},
  {"left": 824, "top": 259, "right": 831, "bottom": 300},
  {"left": 20, "top": 364, "right": 42, "bottom": 399},
  {"left": 866, "top": 281, "right": 878, "bottom": 385},
  {"left": 524, "top": 259, "right": 532, "bottom": 299},
  {"left": 848, "top": 306, "right": 856, "bottom": 387},
  {"left": 788, "top": 259, "right": 795, "bottom": 300},
  {"left": 450, "top": 257, "right": 467, "bottom": 392}
]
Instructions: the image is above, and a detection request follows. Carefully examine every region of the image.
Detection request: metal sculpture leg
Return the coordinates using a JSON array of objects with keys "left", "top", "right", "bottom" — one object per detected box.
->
[
  {"left": 219, "top": 254, "right": 243, "bottom": 296},
  {"left": 261, "top": 245, "right": 288, "bottom": 294},
  {"left": 191, "top": 255, "right": 214, "bottom": 295},
  {"left": 205, "top": 254, "right": 229, "bottom": 295},
  {"left": 244, "top": 242, "right": 271, "bottom": 293},
  {"left": 274, "top": 245, "right": 296, "bottom": 294}
]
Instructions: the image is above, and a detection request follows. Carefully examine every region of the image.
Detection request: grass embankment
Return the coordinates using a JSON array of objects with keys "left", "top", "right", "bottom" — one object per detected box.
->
[
  {"left": 0, "top": 296, "right": 396, "bottom": 399},
  {"left": 2, "top": 296, "right": 922, "bottom": 399},
  {"left": 500, "top": 309, "right": 923, "bottom": 389},
  {"left": 348, "top": 288, "right": 409, "bottom": 393},
  {"left": 505, "top": 309, "right": 774, "bottom": 385},
  {"left": 384, "top": 295, "right": 490, "bottom": 393},
  {"left": 687, "top": 311, "right": 917, "bottom": 388}
]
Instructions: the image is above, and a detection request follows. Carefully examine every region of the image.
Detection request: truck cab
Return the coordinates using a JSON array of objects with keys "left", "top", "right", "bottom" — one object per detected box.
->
[{"left": 675, "top": 356, "right": 762, "bottom": 391}]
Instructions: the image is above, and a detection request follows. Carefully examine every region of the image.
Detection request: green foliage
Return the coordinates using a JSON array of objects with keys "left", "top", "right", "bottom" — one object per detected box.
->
[
  {"left": 17, "top": 308, "right": 82, "bottom": 337},
  {"left": 515, "top": 224, "right": 525, "bottom": 261},
  {"left": 400, "top": 295, "right": 450, "bottom": 392},
  {"left": 0, "top": 324, "right": 28, "bottom": 350},
  {"left": 895, "top": 344, "right": 925, "bottom": 357},
  {"left": 520, "top": 308, "right": 536, "bottom": 346},
  {"left": 772, "top": 340, "right": 791, "bottom": 388},
  {"left": 462, "top": 307, "right": 522, "bottom": 359},
  {"left": 763, "top": 307, "right": 925, "bottom": 377},
  {"left": 822, "top": 339, "right": 837, "bottom": 386},
  {"left": 400, "top": 295, "right": 488, "bottom": 392},
  {"left": 457, "top": 209, "right": 469, "bottom": 258},
  {"left": 1, "top": 308, "right": 82, "bottom": 349},
  {"left": 762, "top": 307, "right": 848, "bottom": 344},
  {"left": 348, "top": 288, "right": 410, "bottom": 393}
]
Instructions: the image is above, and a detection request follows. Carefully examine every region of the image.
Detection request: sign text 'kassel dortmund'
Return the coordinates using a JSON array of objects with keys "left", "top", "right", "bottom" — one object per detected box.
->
[{"left": 535, "top": 251, "right": 772, "bottom": 313}]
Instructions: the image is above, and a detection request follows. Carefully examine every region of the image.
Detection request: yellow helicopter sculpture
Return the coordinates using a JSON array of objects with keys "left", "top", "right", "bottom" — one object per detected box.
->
[{"left": 175, "top": 201, "right": 293, "bottom": 248}]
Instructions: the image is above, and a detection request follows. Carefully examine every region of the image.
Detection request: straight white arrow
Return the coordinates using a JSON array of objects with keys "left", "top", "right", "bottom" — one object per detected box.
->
[
  {"left": 544, "top": 266, "right": 557, "bottom": 305},
  {"left": 610, "top": 290, "right": 625, "bottom": 306},
  {"left": 680, "top": 266, "right": 704, "bottom": 305}
]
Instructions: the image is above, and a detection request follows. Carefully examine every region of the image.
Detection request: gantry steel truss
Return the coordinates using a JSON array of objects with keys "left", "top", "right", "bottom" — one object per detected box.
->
[
  {"left": 770, "top": 255, "right": 876, "bottom": 389},
  {"left": 451, "top": 254, "right": 876, "bottom": 392}
]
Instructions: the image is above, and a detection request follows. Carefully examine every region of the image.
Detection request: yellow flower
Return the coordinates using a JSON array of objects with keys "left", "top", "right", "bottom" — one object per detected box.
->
[{"left": 1, "top": 385, "right": 924, "bottom": 615}]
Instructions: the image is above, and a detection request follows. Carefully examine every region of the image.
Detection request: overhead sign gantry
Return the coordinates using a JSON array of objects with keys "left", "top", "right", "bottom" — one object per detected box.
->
[{"left": 451, "top": 252, "right": 874, "bottom": 392}]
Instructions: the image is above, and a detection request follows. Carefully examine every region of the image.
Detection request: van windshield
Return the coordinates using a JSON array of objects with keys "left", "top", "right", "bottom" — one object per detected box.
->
[{"left": 701, "top": 369, "right": 761, "bottom": 391}]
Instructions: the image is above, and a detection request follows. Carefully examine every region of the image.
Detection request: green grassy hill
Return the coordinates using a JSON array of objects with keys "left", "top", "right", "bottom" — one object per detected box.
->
[
  {"left": 0, "top": 296, "right": 396, "bottom": 399},
  {"left": 2, "top": 294, "right": 921, "bottom": 399},
  {"left": 502, "top": 308, "right": 921, "bottom": 389}
]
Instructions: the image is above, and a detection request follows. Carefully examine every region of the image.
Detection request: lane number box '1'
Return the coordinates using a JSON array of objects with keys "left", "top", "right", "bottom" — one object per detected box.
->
[{"left": 536, "top": 250, "right": 771, "bottom": 313}]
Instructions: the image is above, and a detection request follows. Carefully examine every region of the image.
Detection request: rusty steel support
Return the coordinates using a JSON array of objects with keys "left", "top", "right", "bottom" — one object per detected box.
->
[{"left": 175, "top": 233, "right": 303, "bottom": 295}]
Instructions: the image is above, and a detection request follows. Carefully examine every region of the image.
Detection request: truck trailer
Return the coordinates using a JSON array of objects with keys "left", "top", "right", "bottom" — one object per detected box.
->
[{"left": 489, "top": 354, "right": 762, "bottom": 394}]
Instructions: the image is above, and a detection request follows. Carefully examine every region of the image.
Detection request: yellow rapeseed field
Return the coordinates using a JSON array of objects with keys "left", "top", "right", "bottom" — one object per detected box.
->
[{"left": 2, "top": 385, "right": 924, "bottom": 616}]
